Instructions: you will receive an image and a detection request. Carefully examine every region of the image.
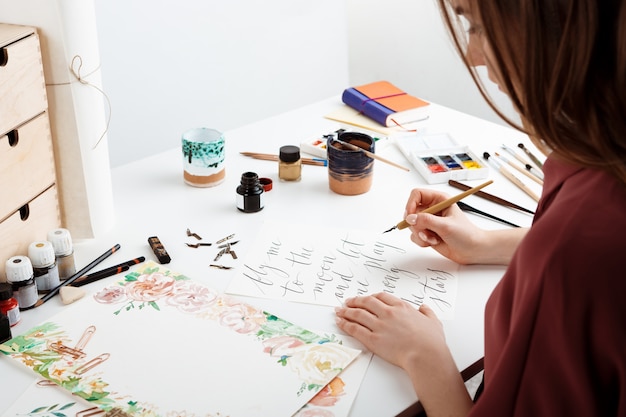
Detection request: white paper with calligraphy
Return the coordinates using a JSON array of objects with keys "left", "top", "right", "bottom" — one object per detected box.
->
[
  {"left": 227, "top": 222, "right": 459, "bottom": 319},
  {"left": 0, "top": 262, "right": 361, "bottom": 417}
]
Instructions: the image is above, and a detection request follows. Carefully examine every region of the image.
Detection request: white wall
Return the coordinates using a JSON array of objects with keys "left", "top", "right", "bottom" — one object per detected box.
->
[
  {"left": 93, "top": 0, "right": 350, "bottom": 166},
  {"left": 3, "top": 1, "right": 519, "bottom": 169},
  {"left": 345, "top": 0, "right": 518, "bottom": 128}
]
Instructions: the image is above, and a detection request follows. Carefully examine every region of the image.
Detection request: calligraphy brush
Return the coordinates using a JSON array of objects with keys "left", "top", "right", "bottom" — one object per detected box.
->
[{"left": 383, "top": 179, "right": 493, "bottom": 232}]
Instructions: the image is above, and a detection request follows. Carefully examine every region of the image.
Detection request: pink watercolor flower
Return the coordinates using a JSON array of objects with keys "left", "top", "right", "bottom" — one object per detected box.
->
[
  {"left": 165, "top": 281, "right": 218, "bottom": 313},
  {"left": 219, "top": 301, "right": 266, "bottom": 334},
  {"left": 263, "top": 336, "right": 305, "bottom": 357},
  {"left": 94, "top": 286, "right": 127, "bottom": 304},
  {"left": 308, "top": 377, "right": 346, "bottom": 407},
  {"left": 125, "top": 272, "right": 176, "bottom": 302},
  {"left": 296, "top": 408, "right": 335, "bottom": 417}
]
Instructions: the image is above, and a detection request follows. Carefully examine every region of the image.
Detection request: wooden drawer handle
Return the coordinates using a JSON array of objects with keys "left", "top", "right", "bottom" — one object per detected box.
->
[
  {"left": 19, "top": 203, "right": 29, "bottom": 221},
  {"left": 0, "top": 47, "right": 7, "bottom": 67},
  {"left": 7, "top": 129, "right": 18, "bottom": 147}
]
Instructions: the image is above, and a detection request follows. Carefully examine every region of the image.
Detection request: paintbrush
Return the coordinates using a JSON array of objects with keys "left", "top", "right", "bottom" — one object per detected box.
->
[
  {"left": 494, "top": 152, "right": 543, "bottom": 185},
  {"left": 517, "top": 143, "right": 544, "bottom": 170},
  {"left": 384, "top": 179, "right": 494, "bottom": 232},
  {"left": 332, "top": 138, "right": 411, "bottom": 172},
  {"left": 484, "top": 152, "right": 540, "bottom": 202},
  {"left": 501, "top": 144, "right": 544, "bottom": 180},
  {"left": 240, "top": 152, "right": 327, "bottom": 166}
]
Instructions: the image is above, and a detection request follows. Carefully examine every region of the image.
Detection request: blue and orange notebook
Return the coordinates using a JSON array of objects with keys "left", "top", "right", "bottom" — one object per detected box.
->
[{"left": 342, "top": 81, "right": 430, "bottom": 127}]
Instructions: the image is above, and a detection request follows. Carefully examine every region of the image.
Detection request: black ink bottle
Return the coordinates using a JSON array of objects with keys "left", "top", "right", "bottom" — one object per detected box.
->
[{"left": 236, "top": 171, "right": 264, "bottom": 213}]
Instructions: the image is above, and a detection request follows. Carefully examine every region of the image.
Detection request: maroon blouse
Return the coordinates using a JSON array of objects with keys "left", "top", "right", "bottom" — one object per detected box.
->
[{"left": 470, "top": 156, "right": 626, "bottom": 416}]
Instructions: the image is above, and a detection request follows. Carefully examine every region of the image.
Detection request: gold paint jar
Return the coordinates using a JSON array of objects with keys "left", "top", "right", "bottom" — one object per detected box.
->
[{"left": 278, "top": 145, "right": 302, "bottom": 181}]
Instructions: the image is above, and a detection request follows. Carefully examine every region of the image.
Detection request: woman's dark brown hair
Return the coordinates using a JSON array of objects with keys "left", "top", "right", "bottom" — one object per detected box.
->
[{"left": 437, "top": 0, "right": 626, "bottom": 186}]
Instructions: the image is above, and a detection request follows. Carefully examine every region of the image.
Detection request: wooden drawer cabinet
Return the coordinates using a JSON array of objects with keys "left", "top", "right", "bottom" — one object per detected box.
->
[{"left": 0, "top": 23, "right": 61, "bottom": 281}]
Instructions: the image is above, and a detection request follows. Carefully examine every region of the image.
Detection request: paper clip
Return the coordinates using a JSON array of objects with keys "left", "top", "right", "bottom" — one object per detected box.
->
[
  {"left": 75, "top": 325, "right": 96, "bottom": 351},
  {"left": 186, "top": 228, "right": 202, "bottom": 240},
  {"left": 36, "top": 379, "right": 58, "bottom": 387},
  {"left": 104, "top": 408, "right": 131, "bottom": 417},
  {"left": 214, "top": 248, "right": 227, "bottom": 261},
  {"left": 210, "top": 264, "right": 233, "bottom": 270},
  {"left": 217, "top": 240, "right": 239, "bottom": 249},
  {"left": 215, "top": 233, "right": 235, "bottom": 244},
  {"left": 75, "top": 353, "right": 110, "bottom": 375},
  {"left": 77, "top": 407, "right": 106, "bottom": 417},
  {"left": 185, "top": 242, "right": 213, "bottom": 248},
  {"left": 49, "top": 341, "right": 87, "bottom": 360}
]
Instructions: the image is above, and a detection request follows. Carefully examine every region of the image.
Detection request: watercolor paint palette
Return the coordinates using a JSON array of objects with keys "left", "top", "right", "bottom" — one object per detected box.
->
[{"left": 394, "top": 133, "right": 489, "bottom": 184}]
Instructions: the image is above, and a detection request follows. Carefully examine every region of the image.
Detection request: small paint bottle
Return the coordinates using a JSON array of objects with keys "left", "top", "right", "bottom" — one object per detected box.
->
[
  {"left": 28, "top": 241, "right": 60, "bottom": 293},
  {"left": 0, "top": 283, "right": 21, "bottom": 327},
  {"left": 236, "top": 171, "right": 264, "bottom": 213},
  {"left": 5, "top": 256, "right": 38, "bottom": 310},
  {"left": 47, "top": 228, "right": 77, "bottom": 280},
  {"left": 0, "top": 313, "right": 11, "bottom": 344},
  {"left": 278, "top": 145, "right": 302, "bottom": 182}
]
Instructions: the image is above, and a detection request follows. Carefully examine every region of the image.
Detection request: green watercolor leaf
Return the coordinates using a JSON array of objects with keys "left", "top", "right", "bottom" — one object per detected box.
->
[
  {"left": 47, "top": 403, "right": 59, "bottom": 410},
  {"left": 59, "top": 403, "right": 75, "bottom": 410},
  {"left": 149, "top": 301, "right": 160, "bottom": 311},
  {"left": 31, "top": 406, "right": 48, "bottom": 413}
]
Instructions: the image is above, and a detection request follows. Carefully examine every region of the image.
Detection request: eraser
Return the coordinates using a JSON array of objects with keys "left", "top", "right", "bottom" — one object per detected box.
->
[
  {"left": 60, "top": 286, "right": 86, "bottom": 305},
  {"left": 148, "top": 236, "right": 171, "bottom": 264}
]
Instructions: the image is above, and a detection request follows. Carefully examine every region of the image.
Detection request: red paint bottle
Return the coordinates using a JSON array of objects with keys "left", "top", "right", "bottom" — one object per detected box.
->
[{"left": 0, "top": 283, "right": 21, "bottom": 327}]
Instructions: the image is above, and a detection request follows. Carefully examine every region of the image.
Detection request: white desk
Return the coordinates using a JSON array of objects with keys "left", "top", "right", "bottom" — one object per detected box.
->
[{"left": 0, "top": 97, "right": 537, "bottom": 416}]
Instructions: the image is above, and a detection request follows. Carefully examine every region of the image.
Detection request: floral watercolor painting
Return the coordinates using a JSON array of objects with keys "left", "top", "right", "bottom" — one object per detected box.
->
[{"left": 0, "top": 261, "right": 361, "bottom": 417}]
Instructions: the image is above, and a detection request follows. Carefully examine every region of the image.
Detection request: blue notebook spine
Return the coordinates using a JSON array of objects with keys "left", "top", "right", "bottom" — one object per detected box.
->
[{"left": 341, "top": 87, "right": 393, "bottom": 126}]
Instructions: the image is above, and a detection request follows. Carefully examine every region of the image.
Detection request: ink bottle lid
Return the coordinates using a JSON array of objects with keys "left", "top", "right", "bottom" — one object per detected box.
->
[
  {"left": 28, "top": 241, "right": 56, "bottom": 268},
  {"left": 28, "top": 241, "right": 61, "bottom": 292},
  {"left": 0, "top": 283, "right": 21, "bottom": 326},
  {"left": 236, "top": 171, "right": 264, "bottom": 213},
  {"left": 278, "top": 145, "right": 302, "bottom": 182},
  {"left": 5, "top": 256, "right": 35, "bottom": 283},
  {"left": 47, "top": 228, "right": 77, "bottom": 280},
  {"left": 5, "top": 256, "right": 38, "bottom": 310},
  {"left": 47, "top": 228, "right": 73, "bottom": 256}
]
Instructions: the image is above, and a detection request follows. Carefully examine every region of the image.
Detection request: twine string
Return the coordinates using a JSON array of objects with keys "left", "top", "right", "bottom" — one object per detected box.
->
[{"left": 47, "top": 55, "right": 112, "bottom": 150}]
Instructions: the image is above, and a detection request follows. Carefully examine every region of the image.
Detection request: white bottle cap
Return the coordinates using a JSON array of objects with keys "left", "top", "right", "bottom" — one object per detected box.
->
[
  {"left": 47, "top": 228, "right": 73, "bottom": 256},
  {"left": 28, "top": 241, "right": 56, "bottom": 268},
  {"left": 5, "top": 256, "right": 34, "bottom": 282}
]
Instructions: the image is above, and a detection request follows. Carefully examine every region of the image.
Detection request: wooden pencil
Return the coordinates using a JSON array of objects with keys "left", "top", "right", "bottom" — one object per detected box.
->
[
  {"left": 240, "top": 152, "right": 327, "bottom": 166},
  {"left": 33, "top": 244, "right": 121, "bottom": 307}
]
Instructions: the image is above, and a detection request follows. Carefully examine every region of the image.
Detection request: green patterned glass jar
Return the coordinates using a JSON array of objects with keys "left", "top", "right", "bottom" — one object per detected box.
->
[{"left": 182, "top": 127, "right": 226, "bottom": 187}]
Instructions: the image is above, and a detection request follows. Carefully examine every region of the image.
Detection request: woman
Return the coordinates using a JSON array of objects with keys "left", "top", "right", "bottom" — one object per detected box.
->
[{"left": 335, "top": 1, "right": 626, "bottom": 416}]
